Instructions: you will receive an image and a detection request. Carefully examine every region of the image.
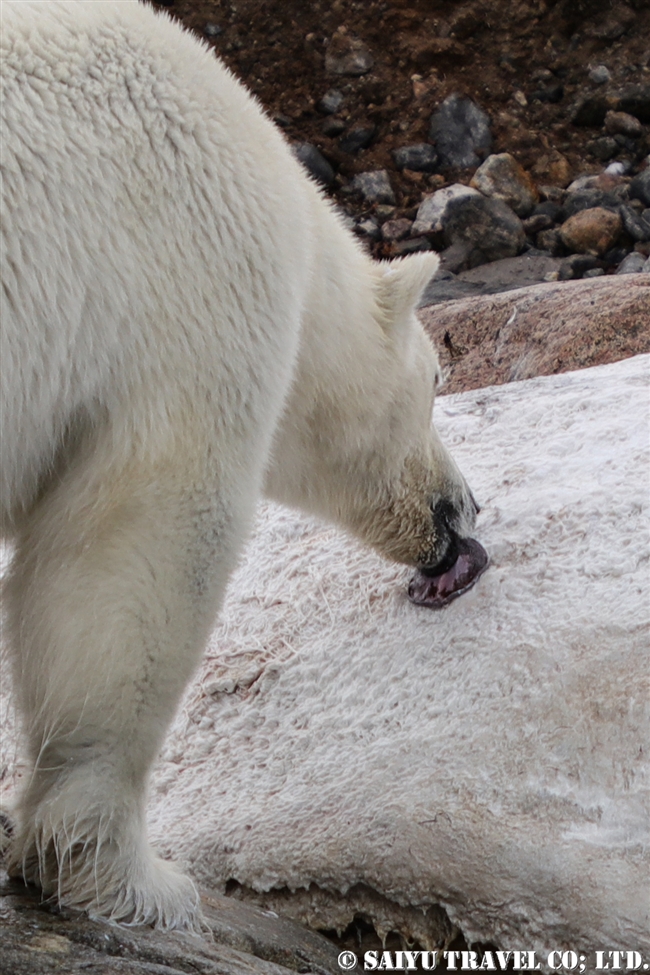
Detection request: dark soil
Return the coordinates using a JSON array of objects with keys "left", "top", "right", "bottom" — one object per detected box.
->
[{"left": 153, "top": 0, "right": 650, "bottom": 251}]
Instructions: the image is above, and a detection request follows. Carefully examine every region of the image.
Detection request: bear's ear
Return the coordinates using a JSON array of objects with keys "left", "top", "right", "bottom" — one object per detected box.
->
[{"left": 377, "top": 252, "right": 440, "bottom": 327}]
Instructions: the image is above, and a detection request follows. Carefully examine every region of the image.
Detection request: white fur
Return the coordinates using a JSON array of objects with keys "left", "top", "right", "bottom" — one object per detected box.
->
[{"left": 0, "top": 0, "right": 476, "bottom": 929}]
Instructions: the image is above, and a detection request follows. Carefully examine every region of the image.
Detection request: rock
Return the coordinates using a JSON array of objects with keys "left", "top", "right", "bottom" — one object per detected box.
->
[
  {"left": 558, "top": 254, "right": 602, "bottom": 280},
  {"left": 392, "top": 143, "right": 439, "bottom": 173},
  {"left": 561, "top": 188, "right": 621, "bottom": 220},
  {"left": 630, "top": 168, "right": 650, "bottom": 207},
  {"left": 565, "top": 174, "right": 599, "bottom": 193},
  {"left": 317, "top": 88, "right": 344, "bottom": 114},
  {"left": 470, "top": 152, "right": 538, "bottom": 217},
  {"left": 536, "top": 184, "right": 566, "bottom": 203},
  {"left": 523, "top": 213, "right": 553, "bottom": 235},
  {"left": 433, "top": 241, "right": 471, "bottom": 275},
  {"left": 325, "top": 32, "right": 374, "bottom": 76},
  {"left": 588, "top": 65, "right": 611, "bottom": 85},
  {"left": 292, "top": 143, "right": 335, "bottom": 186},
  {"left": 380, "top": 218, "right": 412, "bottom": 242},
  {"left": 529, "top": 149, "right": 572, "bottom": 188},
  {"left": 321, "top": 116, "right": 345, "bottom": 137},
  {"left": 533, "top": 200, "right": 563, "bottom": 222},
  {"left": 571, "top": 93, "right": 618, "bottom": 127},
  {"left": 588, "top": 3, "right": 637, "bottom": 41},
  {"left": 619, "top": 205, "right": 650, "bottom": 242},
  {"left": 604, "top": 110, "right": 643, "bottom": 138},
  {"left": 604, "top": 245, "right": 631, "bottom": 266},
  {"left": 338, "top": 123, "right": 376, "bottom": 153},
  {"left": 583, "top": 267, "right": 605, "bottom": 277},
  {"left": 528, "top": 82, "right": 563, "bottom": 104},
  {"left": 443, "top": 194, "right": 526, "bottom": 268},
  {"left": 536, "top": 228, "right": 566, "bottom": 255},
  {"left": 428, "top": 93, "right": 492, "bottom": 169},
  {"left": 605, "top": 161, "right": 631, "bottom": 177},
  {"left": 559, "top": 207, "right": 622, "bottom": 256},
  {"left": 616, "top": 251, "right": 648, "bottom": 273},
  {"left": 419, "top": 275, "right": 650, "bottom": 390},
  {"left": 203, "top": 22, "right": 223, "bottom": 38},
  {"left": 0, "top": 871, "right": 341, "bottom": 975},
  {"left": 618, "top": 84, "right": 650, "bottom": 123},
  {"left": 412, "top": 183, "right": 480, "bottom": 235},
  {"left": 391, "top": 236, "right": 432, "bottom": 256},
  {"left": 354, "top": 217, "right": 381, "bottom": 240},
  {"left": 420, "top": 253, "right": 565, "bottom": 305},
  {"left": 349, "top": 169, "right": 395, "bottom": 205},
  {"left": 587, "top": 136, "right": 619, "bottom": 161},
  {"left": 375, "top": 204, "right": 396, "bottom": 221}
]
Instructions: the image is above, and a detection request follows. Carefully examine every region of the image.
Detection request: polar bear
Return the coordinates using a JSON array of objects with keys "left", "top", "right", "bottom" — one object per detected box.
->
[{"left": 0, "top": 0, "right": 480, "bottom": 930}]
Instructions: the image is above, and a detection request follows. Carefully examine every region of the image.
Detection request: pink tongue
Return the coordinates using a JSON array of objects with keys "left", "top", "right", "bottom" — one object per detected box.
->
[{"left": 408, "top": 537, "right": 489, "bottom": 608}]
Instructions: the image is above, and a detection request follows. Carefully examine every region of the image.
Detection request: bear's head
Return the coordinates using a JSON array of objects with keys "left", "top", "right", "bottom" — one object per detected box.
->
[
  {"left": 345, "top": 252, "right": 480, "bottom": 574},
  {"left": 266, "top": 251, "right": 480, "bottom": 581}
]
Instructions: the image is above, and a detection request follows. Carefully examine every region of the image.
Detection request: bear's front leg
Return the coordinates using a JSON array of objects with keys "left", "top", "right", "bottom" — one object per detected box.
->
[{"left": 4, "top": 454, "right": 249, "bottom": 930}]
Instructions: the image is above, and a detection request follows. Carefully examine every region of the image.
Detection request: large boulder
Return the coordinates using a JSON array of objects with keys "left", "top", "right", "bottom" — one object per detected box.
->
[{"left": 418, "top": 276, "right": 650, "bottom": 392}]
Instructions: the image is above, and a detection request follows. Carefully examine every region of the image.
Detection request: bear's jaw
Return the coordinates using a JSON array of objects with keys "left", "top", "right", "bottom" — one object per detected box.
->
[{"left": 408, "top": 537, "right": 489, "bottom": 609}]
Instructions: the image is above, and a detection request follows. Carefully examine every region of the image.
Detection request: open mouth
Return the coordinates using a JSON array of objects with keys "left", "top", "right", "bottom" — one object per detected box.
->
[{"left": 408, "top": 537, "right": 489, "bottom": 609}]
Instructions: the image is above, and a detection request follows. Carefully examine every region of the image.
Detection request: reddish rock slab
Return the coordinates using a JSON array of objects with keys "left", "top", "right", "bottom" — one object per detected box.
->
[{"left": 419, "top": 276, "right": 650, "bottom": 395}]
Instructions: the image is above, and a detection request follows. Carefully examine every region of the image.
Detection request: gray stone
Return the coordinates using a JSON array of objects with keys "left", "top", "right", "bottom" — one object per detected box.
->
[
  {"left": 604, "top": 161, "right": 631, "bottom": 177},
  {"left": 292, "top": 143, "right": 335, "bottom": 186},
  {"left": 412, "top": 183, "right": 481, "bottom": 235},
  {"left": 604, "top": 110, "right": 644, "bottom": 138},
  {"left": 584, "top": 267, "right": 606, "bottom": 277},
  {"left": 317, "top": 88, "right": 344, "bottom": 114},
  {"left": 321, "top": 116, "right": 345, "bottom": 137},
  {"left": 419, "top": 253, "right": 565, "bottom": 306},
  {"left": 558, "top": 254, "right": 602, "bottom": 280},
  {"left": 349, "top": 170, "right": 395, "bottom": 205},
  {"left": 381, "top": 217, "right": 413, "bottom": 242},
  {"left": 618, "top": 84, "right": 650, "bottom": 123},
  {"left": 523, "top": 213, "right": 554, "bottom": 235},
  {"left": 204, "top": 22, "right": 223, "bottom": 38},
  {"left": 392, "top": 143, "right": 439, "bottom": 173},
  {"left": 619, "top": 205, "right": 650, "bottom": 242},
  {"left": 561, "top": 189, "right": 621, "bottom": 220},
  {"left": 391, "top": 236, "right": 432, "bottom": 256},
  {"left": 587, "top": 137, "right": 619, "bottom": 161},
  {"left": 428, "top": 93, "right": 492, "bottom": 169},
  {"left": 0, "top": 872, "right": 341, "bottom": 975},
  {"left": 616, "top": 251, "right": 647, "bottom": 274},
  {"left": 529, "top": 83, "right": 564, "bottom": 104},
  {"left": 355, "top": 217, "right": 381, "bottom": 240},
  {"left": 325, "top": 33, "right": 374, "bottom": 77},
  {"left": 588, "top": 65, "right": 611, "bottom": 85},
  {"left": 338, "top": 124, "right": 376, "bottom": 154},
  {"left": 536, "top": 228, "right": 566, "bottom": 255},
  {"left": 443, "top": 194, "right": 526, "bottom": 268},
  {"left": 533, "top": 200, "right": 563, "bottom": 222},
  {"left": 273, "top": 113, "right": 292, "bottom": 128},
  {"left": 470, "top": 152, "right": 538, "bottom": 217},
  {"left": 630, "top": 168, "right": 650, "bottom": 207},
  {"left": 571, "top": 94, "right": 616, "bottom": 127}
]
